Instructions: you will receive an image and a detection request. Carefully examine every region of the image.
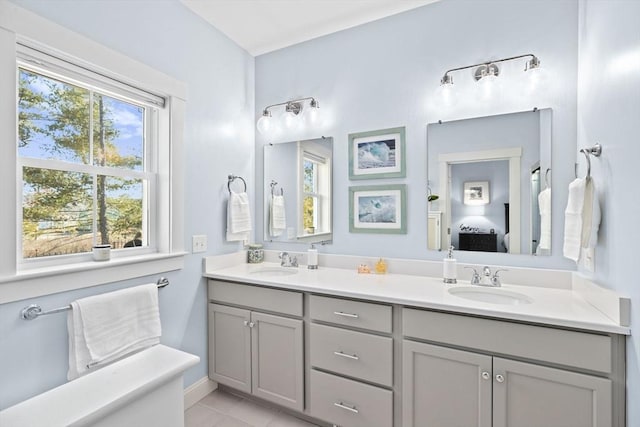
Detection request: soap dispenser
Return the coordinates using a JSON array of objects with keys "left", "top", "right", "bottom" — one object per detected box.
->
[
  {"left": 443, "top": 246, "right": 457, "bottom": 284},
  {"left": 307, "top": 243, "right": 318, "bottom": 270}
]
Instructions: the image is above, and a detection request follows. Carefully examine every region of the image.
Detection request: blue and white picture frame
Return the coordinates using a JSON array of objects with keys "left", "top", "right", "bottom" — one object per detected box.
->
[
  {"left": 349, "top": 126, "right": 406, "bottom": 180},
  {"left": 349, "top": 184, "right": 407, "bottom": 234}
]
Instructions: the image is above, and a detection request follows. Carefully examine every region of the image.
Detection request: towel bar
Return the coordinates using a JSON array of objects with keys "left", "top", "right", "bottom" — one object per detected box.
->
[{"left": 20, "top": 277, "right": 169, "bottom": 320}]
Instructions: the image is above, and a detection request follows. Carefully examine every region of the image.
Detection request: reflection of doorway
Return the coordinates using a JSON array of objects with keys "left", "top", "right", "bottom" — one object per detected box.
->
[{"left": 437, "top": 148, "right": 522, "bottom": 254}]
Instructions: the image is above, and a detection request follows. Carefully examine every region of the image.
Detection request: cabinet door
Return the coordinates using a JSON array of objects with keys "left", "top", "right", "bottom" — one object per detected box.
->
[
  {"left": 493, "top": 357, "right": 612, "bottom": 427},
  {"left": 208, "top": 304, "right": 251, "bottom": 393},
  {"left": 402, "top": 340, "right": 492, "bottom": 427},
  {"left": 251, "top": 312, "right": 304, "bottom": 411}
]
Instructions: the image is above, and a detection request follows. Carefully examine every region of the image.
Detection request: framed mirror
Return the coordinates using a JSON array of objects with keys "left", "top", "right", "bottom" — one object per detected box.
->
[
  {"left": 427, "top": 109, "right": 551, "bottom": 255},
  {"left": 263, "top": 137, "right": 333, "bottom": 244}
]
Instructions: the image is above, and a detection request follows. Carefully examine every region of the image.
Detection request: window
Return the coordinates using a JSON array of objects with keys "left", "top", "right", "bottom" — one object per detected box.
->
[
  {"left": 18, "top": 62, "right": 155, "bottom": 261},
  {"left": 0, "top": 3, "right": 186, "bottom": 303},
  {"left": 298, "top": 146, "right": 331, "bottom": 238}
]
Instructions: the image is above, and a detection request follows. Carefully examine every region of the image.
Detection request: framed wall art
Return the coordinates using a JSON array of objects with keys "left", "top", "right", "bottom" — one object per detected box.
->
[
  {"left": 349, "top": 184, "right": 407, "bottom": 234},
  {"left": 348, "top": 126, "right": 406, "bottom": 180}
]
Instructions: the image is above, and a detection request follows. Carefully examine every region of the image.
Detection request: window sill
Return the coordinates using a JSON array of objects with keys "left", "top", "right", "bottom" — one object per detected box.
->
[{"left": 0, "top": 252, "right": 187, "bottom": 304}]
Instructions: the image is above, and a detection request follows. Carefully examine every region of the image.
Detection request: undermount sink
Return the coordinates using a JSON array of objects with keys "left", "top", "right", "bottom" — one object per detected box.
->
[
  {"left": 249, "top": 267, "right": 299, "bottom": 277},
  {"left": 448, "top": 286, "right": 533, "bottom": 305}
]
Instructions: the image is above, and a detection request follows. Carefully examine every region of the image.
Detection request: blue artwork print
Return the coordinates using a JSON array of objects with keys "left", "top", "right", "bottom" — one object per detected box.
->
[
  {"left": 358, "top": 196, "right": 397, "bottom": 223},
  {"left": 357, "top": 139, "right": 396, "bottom": 169}
]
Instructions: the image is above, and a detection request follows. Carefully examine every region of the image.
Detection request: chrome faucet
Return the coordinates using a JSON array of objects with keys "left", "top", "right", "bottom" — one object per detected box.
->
[
  {"left": 465, "top": 266, "right": 508, "bottom": 287},
  {"left": 279, "top": 251, "right": 298, "bottom": 268}
]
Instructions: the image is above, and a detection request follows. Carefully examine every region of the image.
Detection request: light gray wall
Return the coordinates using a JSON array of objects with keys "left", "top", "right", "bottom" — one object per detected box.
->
[
  {"left": 256, "top": 0, "right": 578, "bottom": 270},
  {"left": 577, "top": 0, "right": 640, "bottom": 424},
  {"left": 450, "top": 161, "right": 509, "bottom": 253},
  {"left": 0, "top": 0, "right": 254, "bottom": 410}
]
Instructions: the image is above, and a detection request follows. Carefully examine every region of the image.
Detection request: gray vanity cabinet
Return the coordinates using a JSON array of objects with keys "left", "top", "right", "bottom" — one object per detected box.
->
[
  {"left": 402, "top": 308, "right": 619, "bottom": 427},
  {"left": 208, "top": 304, "right": 252, "bottom": 393},
  {"left": 208, "top": 280, "right": 304, "bottom": 412},
  {"left": 402, "top": 340, "right": 492, "bottom": 427},
  {"left": 403, "top": 340, "right": 612, "bottom": 427},
  {"left": 492, "top": 357, "right": 612, "bottom": 427}
]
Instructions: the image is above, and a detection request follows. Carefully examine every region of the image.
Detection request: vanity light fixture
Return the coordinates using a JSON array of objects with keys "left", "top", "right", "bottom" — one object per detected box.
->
[
  {"left": 256, "top": 97, "right": 321, "bottom": 136},
  {"left": 439, "top": 53, "right": 541, "bottom": 88}
]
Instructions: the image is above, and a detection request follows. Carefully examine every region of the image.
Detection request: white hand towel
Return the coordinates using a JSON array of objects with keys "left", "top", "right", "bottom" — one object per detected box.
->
[
  {"left": 538, "top": 188, "right": 552, "bottom": 251},
  {"left": 564, "top": 178, "right": 586, "bottom": 262},
  {"left": 269, "top": 195, "right": 286, "bottom": 237},
  {"left": 581, "top": 178, "right": 601, "bottom": 251},
  {"left": 563, "top": 178, "right": 601, "bottom": 263},
  {"left": 67, "top": 284, "right": 161, "bottom": 380},
  {"left": 226, "top": 191, "right": 252, "bottom": 242}
]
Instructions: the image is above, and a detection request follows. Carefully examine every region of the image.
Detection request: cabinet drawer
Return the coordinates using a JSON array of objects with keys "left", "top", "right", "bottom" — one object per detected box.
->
[
  {"left": 403, "top": 308, "right": 612, "bottom": 373},
  {"left": 208, "top": 280, "right": 302, "bottom": 317},
  {"left": 309, "top": 295, "right": 392, "bottom": 333},
  {"left": 310, "top": 369, "right": 392, "bottom": 427},
  {"left": 310, "top": 323, "right": 393, "bottom": 387}
]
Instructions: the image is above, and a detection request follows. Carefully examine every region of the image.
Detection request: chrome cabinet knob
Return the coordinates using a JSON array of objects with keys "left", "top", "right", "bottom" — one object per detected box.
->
[
  {"left": 496, "top": 374, "right": 505, "bottom": 383},
  {"left": 481, "top": 371, "right": 491, "bottom": 380},
  {"left": 243, "top": 320, "right": 249, "bottom": 327}
]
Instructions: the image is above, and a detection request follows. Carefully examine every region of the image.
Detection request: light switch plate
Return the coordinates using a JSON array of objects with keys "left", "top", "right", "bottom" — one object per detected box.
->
[{"left": 192, "top": 235, "right": 207, "bottom": 253}]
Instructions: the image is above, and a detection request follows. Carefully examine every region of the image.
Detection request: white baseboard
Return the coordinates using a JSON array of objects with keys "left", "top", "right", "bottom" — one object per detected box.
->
[{"left": 184, "top": 377, "right": 217, "bottom": 409}]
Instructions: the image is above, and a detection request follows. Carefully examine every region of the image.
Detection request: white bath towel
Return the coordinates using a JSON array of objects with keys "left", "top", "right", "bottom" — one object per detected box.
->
[
  {"left": 226, "top": 191, "right": 252, "bottom": 242},
  {"left": 537, "top": 187, "right": 552, "bottom": 251},
  {"left": 269, "top": 195, "right": 286, "bottom": 237},
  {"left": 563, "top": 178, "right": 601, "bottom": 262},
  {"left": 67, "top": 284, "right": 161, "bottom": 380}
]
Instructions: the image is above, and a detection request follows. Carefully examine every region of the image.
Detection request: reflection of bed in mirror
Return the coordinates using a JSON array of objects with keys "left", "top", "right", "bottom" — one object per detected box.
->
[{"left": 427, "top": 109, "right": 552, "bottom": 256}]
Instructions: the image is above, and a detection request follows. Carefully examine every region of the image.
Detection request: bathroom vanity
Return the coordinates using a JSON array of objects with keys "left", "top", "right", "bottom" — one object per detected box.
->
[{"left": 204, "top": 255, "right": 629, "bottom": 427}]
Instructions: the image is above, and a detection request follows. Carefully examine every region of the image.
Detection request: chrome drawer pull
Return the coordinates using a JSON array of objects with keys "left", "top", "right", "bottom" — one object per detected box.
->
[
  {"left": 334, "top": 402, "right": 359, "bottom": 414},
  {"left": 333, "top": 311, "right": 359, "bottom": 319},
  {"left": 334, "top": 351, "right": 359, "bottom": 360}
]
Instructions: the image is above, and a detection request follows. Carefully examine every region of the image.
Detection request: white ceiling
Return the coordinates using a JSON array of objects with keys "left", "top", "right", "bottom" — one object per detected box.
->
[{"left": 180, "top": 0, "right": 438, "bottom": 56}]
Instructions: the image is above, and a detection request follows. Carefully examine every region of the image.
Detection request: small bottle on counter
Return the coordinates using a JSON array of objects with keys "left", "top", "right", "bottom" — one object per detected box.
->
[
  {"left": 307, "top": 243, "right": 318, "bottom": 270},
  {"left": 375, "top": 258, "right": 387, "bottom": 274},
  {"left": 443, "top": 245, "right": 457, "bottom": 284}
]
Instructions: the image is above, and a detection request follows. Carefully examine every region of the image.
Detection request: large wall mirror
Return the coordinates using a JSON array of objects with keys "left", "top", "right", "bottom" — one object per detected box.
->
[
  {"left": 263, "top": 137, "right": 333, "bottom": 244},
  {"left": 427, "top": 109, "right": 552, "bottom": 255}
]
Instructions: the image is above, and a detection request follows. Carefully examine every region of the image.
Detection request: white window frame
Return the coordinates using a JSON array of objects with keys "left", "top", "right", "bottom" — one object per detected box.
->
[
  {"left": 0, "top": 2, "right": 186, "bottom": 303},
  {"left": 297, "top": 145, "right": 331, "bottom": 240}
]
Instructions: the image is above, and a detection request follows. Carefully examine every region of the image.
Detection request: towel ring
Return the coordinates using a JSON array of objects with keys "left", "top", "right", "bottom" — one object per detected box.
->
[
  {"left": 228, "top": 174, "right": 247, "bottom": 193},
  {"left": 577, "top": 144, "right": 602, "bottom": 180}
]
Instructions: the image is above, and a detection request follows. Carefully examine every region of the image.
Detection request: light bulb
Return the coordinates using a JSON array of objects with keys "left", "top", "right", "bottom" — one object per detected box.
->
[
  {"left": 280, "top": 110, "right": 302, "bottom": 131},
  {"left": 436, "top": 83, "right": 458, "bottom": 107},
  {"left": 525, "top": 66, "right": 547, "bottom": 93},
  {"left": 302, "top": 104, "right": 322, "bottom": 126},
  {"left": 256, "top": 114, "right": 273, "bottom": 135},
  {"left": 476, "top": 72, "right": 501, "bottom": 102}
]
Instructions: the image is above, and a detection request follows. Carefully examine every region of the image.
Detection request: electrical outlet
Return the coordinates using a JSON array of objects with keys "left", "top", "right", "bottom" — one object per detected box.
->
[
  {"left": 287, "top": 227, "right": 296, "bottom": 239},
  {"left": 192, "top": 235, "right": 207, "bottom": 253}
]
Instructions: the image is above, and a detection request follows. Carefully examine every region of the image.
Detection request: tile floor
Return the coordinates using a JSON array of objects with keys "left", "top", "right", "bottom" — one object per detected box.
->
[{"left": 185, "top": 389, "right": 322, "bottom": 427}]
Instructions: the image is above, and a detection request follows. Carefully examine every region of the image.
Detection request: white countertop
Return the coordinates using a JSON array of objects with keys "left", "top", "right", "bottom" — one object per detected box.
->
[{"left": 204, "top": 262, "right": 630, "bottom": 335}]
